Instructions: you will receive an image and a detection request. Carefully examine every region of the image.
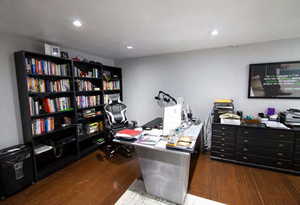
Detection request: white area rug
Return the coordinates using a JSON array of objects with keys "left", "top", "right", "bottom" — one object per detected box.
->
[{"left": 116, "top": 179, "right": 225, "bottom": 205}]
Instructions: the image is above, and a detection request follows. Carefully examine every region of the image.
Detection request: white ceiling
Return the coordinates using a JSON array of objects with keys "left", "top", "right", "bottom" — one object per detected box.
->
[{"left": 1, "top": 0, "right": 300, "bottom": 60}]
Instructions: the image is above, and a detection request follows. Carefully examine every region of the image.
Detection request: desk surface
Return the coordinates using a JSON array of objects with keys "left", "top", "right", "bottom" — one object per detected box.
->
[{"left": 113, "top": 123, "right": 203, "bottom": 155}]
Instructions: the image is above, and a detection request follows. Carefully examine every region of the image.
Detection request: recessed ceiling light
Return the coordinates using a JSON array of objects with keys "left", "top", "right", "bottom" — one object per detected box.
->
[
  {"left": 126, "top": 45, "right": 134, "bottom": 49},
  {"left": 211, "top": 29, "right": 219, "bottom": 36},
  {"left": 73, "top": 19, "right": 82, "bottom": 27}
]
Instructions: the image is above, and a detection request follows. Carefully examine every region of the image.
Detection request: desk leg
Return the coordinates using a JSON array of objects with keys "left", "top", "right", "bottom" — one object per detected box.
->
[{"left": 136, "top": 147, "right": 190, "bottom": 204}]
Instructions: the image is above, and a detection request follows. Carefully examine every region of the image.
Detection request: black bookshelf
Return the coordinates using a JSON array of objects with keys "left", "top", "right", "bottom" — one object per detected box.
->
[
  {"left": 73, "top": 61, "right": 105, "bottom": 157},
  {"left": 14, "top": 51, "right": 78, "bottom": 181},
  {"left": 14, "top": 50, "right": 123, "bottom": 180}
]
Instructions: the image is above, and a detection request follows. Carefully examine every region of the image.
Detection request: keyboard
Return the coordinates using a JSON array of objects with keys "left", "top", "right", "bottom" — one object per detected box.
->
[{"left": 142, "top": 117, "right": 163, "bottom": 129}]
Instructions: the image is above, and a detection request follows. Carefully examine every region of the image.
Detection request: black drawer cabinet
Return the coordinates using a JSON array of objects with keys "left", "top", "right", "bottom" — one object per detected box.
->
[
  {"left": 211, "top": 123, "right": 300, "bottom": 174},
  {"left": 211, "top": 124, "right": 237, "bottom": 160}
]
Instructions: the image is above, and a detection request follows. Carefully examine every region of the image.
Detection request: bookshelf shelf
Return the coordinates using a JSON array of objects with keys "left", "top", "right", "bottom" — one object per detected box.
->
[
  {"left": 28, "top": 91, "right": 73, "bottom": 97},
  {"left": 31, "top": 110, "right": 74, "bottom": 119},
  {"left": 103, "top": 90, "right": 121, "bottom": 94},
  {"left": 78, "top": 114, "right": 104, "bottom": 122},
  {"left": 77, "top": 105, "right": 104, "bottom": 111},
  {"left": 76, "top": 90, "right": 102, "bottom": 96},
  {"left": 14, "top": 50, "right": 123, "bottom": 181},
  {"left": 27, "top": 73, "right": 72, "bottom": 79},
  {"left": 74, "top": 77, "right": 102, "bottom": 80}
]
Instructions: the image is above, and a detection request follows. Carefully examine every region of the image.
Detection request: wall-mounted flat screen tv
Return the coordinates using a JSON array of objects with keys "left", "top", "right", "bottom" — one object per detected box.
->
[{"left": 248, "top": 61, "right": 300, "bottom": 99}]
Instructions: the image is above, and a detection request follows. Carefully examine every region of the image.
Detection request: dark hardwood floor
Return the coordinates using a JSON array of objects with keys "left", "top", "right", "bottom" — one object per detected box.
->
[{"left": 1, "top": 152, "right": 300, "bottom": 205}]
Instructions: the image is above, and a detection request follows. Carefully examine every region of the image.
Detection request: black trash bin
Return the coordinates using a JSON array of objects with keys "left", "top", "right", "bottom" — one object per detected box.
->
[{"left": 0, "top": 144, "right": 34, "bottom": 199}]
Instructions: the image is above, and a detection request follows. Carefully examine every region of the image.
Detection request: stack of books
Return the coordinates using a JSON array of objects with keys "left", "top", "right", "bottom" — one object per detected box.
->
[
  {"left": 25, "top": 58, "right": 69, "bottom": 76},
  {"left": 85, "top": 121, "right": 104, "bottom": 135}
]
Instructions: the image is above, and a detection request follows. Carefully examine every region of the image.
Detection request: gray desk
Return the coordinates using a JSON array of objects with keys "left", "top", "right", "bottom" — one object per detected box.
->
[{"left": 114, "top": 123, "right": 203, "bottom": 204}]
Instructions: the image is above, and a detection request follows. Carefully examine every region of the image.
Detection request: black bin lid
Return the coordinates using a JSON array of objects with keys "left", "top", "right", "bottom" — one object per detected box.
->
[{"left": 0, "top": 144, "right": 28, "bottom": 158}]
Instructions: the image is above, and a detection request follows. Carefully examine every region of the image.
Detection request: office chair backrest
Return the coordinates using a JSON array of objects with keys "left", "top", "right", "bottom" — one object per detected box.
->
[{"left": 104, "top": 97, "right": 128, "bottom": 127}]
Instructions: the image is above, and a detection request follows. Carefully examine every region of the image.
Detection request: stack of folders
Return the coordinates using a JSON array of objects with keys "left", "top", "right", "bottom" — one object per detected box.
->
[{"left": 115, "top": 129, "right": 142, "bottom": 141}]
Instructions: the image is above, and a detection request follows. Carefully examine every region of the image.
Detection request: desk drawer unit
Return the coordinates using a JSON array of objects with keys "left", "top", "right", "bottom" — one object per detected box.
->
[
  {"left": 211, "top": 124, "right": 236, "bottom": 160},
  {"left": 211, "top": 123, "right": 300, "bottom": 174}
]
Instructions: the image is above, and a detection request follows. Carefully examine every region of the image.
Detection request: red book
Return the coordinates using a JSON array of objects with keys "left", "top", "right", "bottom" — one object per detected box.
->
[{"left": 116, "top": 129, "right": 142, "bottom": 137}]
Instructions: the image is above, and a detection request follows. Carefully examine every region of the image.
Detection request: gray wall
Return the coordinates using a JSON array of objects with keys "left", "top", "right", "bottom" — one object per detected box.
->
[
  {"left": 0, "top": 33, "right": 113, "bottom": 149},
  {"left": 116, "top": 38, "right": 300, "bottom": 125}
]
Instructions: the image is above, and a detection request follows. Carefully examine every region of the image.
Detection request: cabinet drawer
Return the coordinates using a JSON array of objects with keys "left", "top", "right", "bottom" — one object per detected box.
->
[
  {"left": 237, "top": 128, "right": 294, "bottom": 142},
  {"left": 211, "top": 141, "right": 235, "bottom": 148},
  {"left": 211, "top": 146, "right": 235, "bottom": 154},
  {"left": 212, "top": 130, "right": 235, "bottom": 137},
  {"left": 212, "top": 135, "right": 235, "bottom": 143},
  {"left": 294, "top": 164, "right": 300, "bottom": 171},
  {"left": 237, "top": 153, "right": 292, "bottom": 169},
  {"left": 237, "top": 146, "right": 292, "bottom": 159},
  {"left": 266, "top": 130, "right": 294, "bottom": 142},
  {"left": 212, "top": 124, "right": 235, "bottom": 132},
  {"left": 294, "top": 152, "right": 300, "bottom": 162},
  {"left": 211, "top": 151, "right": 235, "bottom": 160},
  {"left": 295, "top": 145, "right": 300, "bottom": 153},
  {"left": 237, "top": 128, "right": 267, "bottom": 137},
  {"left": 237, "top": 138, "right": 293, "bottom": 151}
]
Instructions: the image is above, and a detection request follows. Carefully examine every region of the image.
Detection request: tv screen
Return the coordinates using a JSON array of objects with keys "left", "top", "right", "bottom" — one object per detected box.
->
[{"left": 248, "top": 61, "right": 300, "bottom": 99}]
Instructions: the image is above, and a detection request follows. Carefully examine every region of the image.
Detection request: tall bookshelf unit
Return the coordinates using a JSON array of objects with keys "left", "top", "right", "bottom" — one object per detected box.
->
[{"left": 14, "top": 51, "right": 123, "bottom": 180}]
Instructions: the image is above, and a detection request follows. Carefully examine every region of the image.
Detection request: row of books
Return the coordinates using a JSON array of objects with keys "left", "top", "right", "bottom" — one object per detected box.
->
[
  {"left": 27, "top": 78, "right": 70, "bottom": 93},
  {"left": 76, "top": 95, "right": 101, "bottom": 109},
  {"left": 103, "top": 80, "right": 120, "bottom": 90},
  {"left": 25, "top": 58, "right": 69, "bottom": 76},
  {"left": 29, "top": 97, "right": 72, "bottom": 116},
  {"left": 76, "top": 80, "right": 100, "bottom": 92},
  {"left": 31, "top": 117, "right": 55, "bottom": 136},
  {"left": 74, "top": 67, "right": 100, "bottom": 78},
  {"left": 104, "top": 94, "right": 120, "bottom": 104}
]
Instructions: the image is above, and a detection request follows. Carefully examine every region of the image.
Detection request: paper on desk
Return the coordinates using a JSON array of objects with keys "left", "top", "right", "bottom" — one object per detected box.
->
[
  {"left": 155, "top": 140, "right": 167, "bottom": 148},
  {"left": 264, "top": 121, "right": 290, "bottom": 129},
  {"left": 142, "top": 129, "right": 163, "bottom": 136}
]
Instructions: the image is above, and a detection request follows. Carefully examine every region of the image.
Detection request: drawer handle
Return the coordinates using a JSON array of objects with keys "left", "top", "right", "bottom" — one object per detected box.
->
[
  {"left": 277, "top": 162, "right": 283, "bottom": 165},
  {"left": 244, "top": 131, "right": 249, "bottom": 134},
  {"left": 243, "top": 148, "right": 248, "bottom": 151},
  {"left": 222, "top": 138, "right": 225, "bottom": 141},
  {"left": 221, "top": 144, "right": 225, "bottom": 146},
  {"left": 244, "top": 139, "right": 248, "bottom": 143},
  {"left": 277, "top": 153, "right": 283, "bottom": 156},
  {"left": 280, "top": 134, "right": 285, "bottom": 137},
  {"left": 222, "top": 132, "right": 225, "bottom": 136},
  {"left": 243, "top": 156, "right": 248, "bottom": 160},
  {"left": 222, "top": 127, "right": 225, "bottom": 130},
  {"left": 278, "top": 144, "right": 284, "bottom": 147},
  {"left": 220, "top": 149, "right": 225, "bottom": 152},
  {"left": 220, "top": 154, "right": 225, "bottom": 157}
]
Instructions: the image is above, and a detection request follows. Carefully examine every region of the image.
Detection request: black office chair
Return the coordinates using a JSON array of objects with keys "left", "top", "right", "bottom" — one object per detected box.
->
[{"left": 103, "top": 96, "right": 136, "bottom": 158}]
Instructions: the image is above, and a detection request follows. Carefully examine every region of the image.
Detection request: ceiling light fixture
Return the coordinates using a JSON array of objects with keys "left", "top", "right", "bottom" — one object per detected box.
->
[
  {"left": 73, "top": 19, "right": 82, "bottom": 27},
  {"left": 211, "top": 29, "right": 219, "bottom": 36},
  {"left": 126, "top": 45, "right": 134, "bottom": 49}
]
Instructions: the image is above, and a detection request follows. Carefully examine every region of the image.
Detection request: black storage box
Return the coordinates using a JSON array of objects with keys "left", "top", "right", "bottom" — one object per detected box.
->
[{"left": 0, "top": 144, "right": 34, "bottom": 199}]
